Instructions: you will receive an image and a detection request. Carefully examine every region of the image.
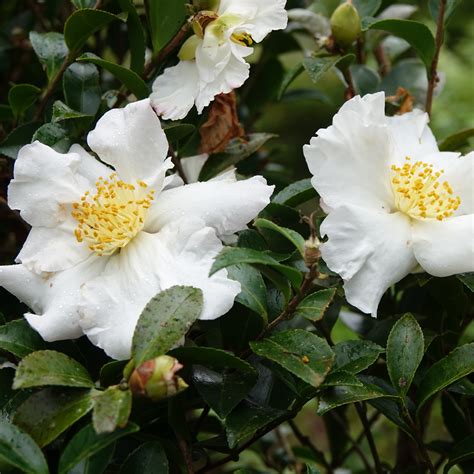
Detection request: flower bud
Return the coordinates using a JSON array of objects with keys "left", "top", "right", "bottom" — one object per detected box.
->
[
  {"left": 304, "top": 235, "right": 321, "bottom": 267},
  {"left": 192, "top": 10, "right": 219, "bottom": 38},
  {"left": 330, "top": 1, "right": 361, "bottom": 49},
  {"left": 129, "top": 356, "right": 188, "bottom": 402},
  {"left": 178, "top": 35, "right": 201, "bottom": 61}
]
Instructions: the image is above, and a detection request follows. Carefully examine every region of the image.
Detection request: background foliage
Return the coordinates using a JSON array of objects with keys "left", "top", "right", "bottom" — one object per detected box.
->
[{"left": 0, "top": 0, "right": 473, "bottom": 473}]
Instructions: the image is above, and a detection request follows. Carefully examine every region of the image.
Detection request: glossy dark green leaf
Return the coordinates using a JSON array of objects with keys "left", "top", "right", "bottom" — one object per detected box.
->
[
  {"left": 227, "top": 264, "right": 268, "bottom": 322},
  {"left": 13, "top": 350, "right": 93, "bottom": 389},
  {"left": 92, "top": 387, "right": 132, "bottom": 434},
  {"left": 317, "top": 382, "right": 391, "bottom": 415},
  {"left": 67, "top": 443, "right": 115, "bottom": 474},
  {"left": 29, "top": 32, "right": 68, "bottom": 82},
  {"left": 323, "top": 371, "right": 363, "bottom": 387},
  {"left": 387, "top": 314, "right": 424, "bottom": 396},
  {"left": 273, "top": 179, "right": 317, "bottom": 207},
  {"left": 58, "top": 423, "right": 139, "bottom": 474},
  {"left": 0, "top": 122, "right": 41, "bottom": 159},
  {"left": 429, "top": 0, "right": 463, "bottom": 25},
  {"left": 120, "top": 441, "right": 168, "bottom": 474},
  {"left": 417, "top": 343, "right": 474, "bottom": 411},
  {"left": 64, "top": 9, "right": 125, "bottom": 52},
  {"left": 63, "top": 62, "right": 101, "bottom": 115},
  {"left": 439, "top": 129, "right": 474, "bottom": 152},
  {"left": 8, "top": 84, "right": 41, "bottom": 118},
  {"left": 32, "top": 122, "right": 71, "bottom": 153},
  {"left": 199, "top": 133, "right": 277, "bottom": 181},
  {"left": 147, "top": 0, "right": 187, "bottom": 53},
  {"left": 369, "top": 397, "right": 413, "bottom": 436},
  {"left": 250, "top": 329, "right": 334, "bottom": 388},
  {"left": 52, "top": 100, "right": 93, "bottom": 125},
  {"left": 304, "top": 54, "right": 355, "bottom": 84},
  {"left": 132, "top": 286, "right": 203, "bottom": 365},
  {"left": 13, "top": 388, "right": 94, "bottom": 447},
  {"left": 163, "top": 123, "right": 196, "bottom": 143},
  {"left": 254, "top": 218, "right": 305, "bottom": 257},
  {"left": 365, "top": 19, "right": 436, "bottom": 68},
  {"left": 0, "top": 420, "right": 49, "bottom": 474},
  {"left": 444, "top": 435, "right": 474, "bottom": 473},
  {"left": 277, "top": 63, "right": 304, "bottom": 100},
  {"left": 210, "top": 247, "right": 303, "bottom": 288},
  {"left": 350, "top": 64, "right": 381, "bottom": 95},
  {"left": 77, "top": 53, "right": 148, "bottom": 99},
  {"left": 0, "top": 320, "right": 46, "bottom": 358},
  {"left": 353, "top": 0, "right": 382, "bottom": 17},
  {"left": 333, "top": 340, "right": 384, "bottom": 374},
  {"left": 294, "top": 289, "right": 336, "bottom": 322}
]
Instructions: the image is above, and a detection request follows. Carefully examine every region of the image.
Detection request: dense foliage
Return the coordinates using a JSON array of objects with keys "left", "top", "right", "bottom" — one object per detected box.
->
[{"left": 0, "top": 1, "right": 473, "bottom": 473}]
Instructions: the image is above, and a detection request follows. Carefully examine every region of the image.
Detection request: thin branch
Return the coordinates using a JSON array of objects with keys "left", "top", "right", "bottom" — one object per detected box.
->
[
  {"left": 355, "top": 403, "right": 383, "bottom": 474},
  {"left": 342, "top": 68, "right": 356, "bottom": 101},
  {"left": 176, "top": 432, "right": 195, "bottom": 474},
  {"left": 374, "top": 44, "right": 390, "bottom": 76},
  {"left": 425, "top": 0, "right": 447, "bottom": 116}
]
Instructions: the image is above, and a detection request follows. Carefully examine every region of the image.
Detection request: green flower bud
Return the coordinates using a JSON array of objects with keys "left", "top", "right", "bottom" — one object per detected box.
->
[
  {"left": 129, "top": 355, "right": 188, "bottom": 402},
  {"left": 330, "top": 2, "right": 361, "bottom": 49},
  {"left": 304, "top": 235, "right": 321, "bottom": 267},
  {"left": 178, "top": 35, "right": 201, "bottom": 61}
]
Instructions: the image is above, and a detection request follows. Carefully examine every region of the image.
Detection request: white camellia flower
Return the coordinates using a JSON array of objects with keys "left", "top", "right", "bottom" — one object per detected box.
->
[
  {"left": 150, "top": 0, "right": 288, "bottom": 120},
  {"left": 304, "top": 92, "right": 474, "bottom": 316},
  {"left": 0, "top": 99, "right": 273, "bottom": 359}
]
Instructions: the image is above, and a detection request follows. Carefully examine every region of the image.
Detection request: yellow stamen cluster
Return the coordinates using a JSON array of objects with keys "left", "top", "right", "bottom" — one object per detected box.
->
[
  {"left": 231, "top": 32, "right": 253, "bottom": 47},
  {"left": 72, "top": 173, "right": 155, "bottom": 256},
  {"left": 390, "top": 157, "right": 461, "bottom": 221}
]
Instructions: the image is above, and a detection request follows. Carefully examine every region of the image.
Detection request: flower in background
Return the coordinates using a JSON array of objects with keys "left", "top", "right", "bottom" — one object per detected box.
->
[
  {"left": 150, "top": 0, "right": 288, "bottom": 121},
  {"left": 0, "top": 99, "right": 273, "bottom": 360},
  {"left": 304, "top": 92, "right": 473, "bottom": 316}
]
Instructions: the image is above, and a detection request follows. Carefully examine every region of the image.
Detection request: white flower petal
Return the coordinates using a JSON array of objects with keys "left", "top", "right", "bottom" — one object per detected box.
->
[
  {"left": 304, "top": 93, "right": 394, "bottom": 211},
  {"left": 218, "top": 0, "right": 288, "bottom": 42},
  {"left": 8, "top": 142, "right": 89, "bottom": 227},
  {"left": 412, "top": 215, "right": 474, "bottom": 277},
  {"left": 151, "top": 61, "right": 200, "bottom": 121},
  {"left": 80, "top": 219, "right": 240, "bottom": 360},
  {"left": 180, "top": 154, "right": 209, "bottom": 183},
  {"left": 87, "top": 99, "right": 170, "bottom": 184},
  {"left": 68, "top": 144, "right": 111, "bottom": 185},
  {"left": 321, "top": 205, "right": 416, "bottom": 316},
  {"left": 145, "top": 174, "right": 273, "bottom": 237}
]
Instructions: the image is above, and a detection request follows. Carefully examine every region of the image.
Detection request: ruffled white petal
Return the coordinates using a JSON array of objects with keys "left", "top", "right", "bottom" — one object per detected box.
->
[
  {"left": 68, "top": 144, "right": 111, "bottom": 185},
  {"left": 412, "top": 215, "right": 474, "bottom": 277},
  {"left": 80, "top": 219, "right": 240, "bottom": 360},
  {"left": 87, "top": 99, "right": 171, "bottom": 185},
  {"left": 321, "top": 205, "right": 417, "bottom": 316},
  {"left": 8, "top": 142, "right": 89, "bottom": 227},
  {"left": 218, "top": 0, "right": 288, "bottom": 42},
  {"left": 151, "top": 61, "right": 200, "bottom": 121},
  {"left": 180, "top": 154, "right": 209, "bottom": 183},
  {"left": 304, "top": 93, "right": 395, "bottom": 211},
  {"left": 145, "top": 173, "right": 273, "bottom": 237}
]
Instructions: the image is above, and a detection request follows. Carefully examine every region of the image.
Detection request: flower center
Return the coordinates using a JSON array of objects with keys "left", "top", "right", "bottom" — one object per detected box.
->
[
  {"left": 231, "top": 32, "right": 253, "bottom": 46},
  {"left": 390, "top": 157, "right": 460, "bottom": 221},
  {"left": 72, "top": 173, "right": 155, "bottom": 256}
]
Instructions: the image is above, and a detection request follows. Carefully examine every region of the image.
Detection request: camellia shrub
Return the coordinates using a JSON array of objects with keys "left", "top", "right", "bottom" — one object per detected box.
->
[{"left": 0, "top": 0, "right": 473, "bottom": 473}]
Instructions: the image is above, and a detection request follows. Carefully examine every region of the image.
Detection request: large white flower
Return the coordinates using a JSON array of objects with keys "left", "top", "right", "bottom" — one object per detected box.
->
[
  {"left": 150, "top": 0, "right": 288, "bottom": 121},
  {"left": 304, "top": 92, "right": 474, "bottom": 316},
  {"left": 0, "top": 99, "right": 273, "bottom": 359}
]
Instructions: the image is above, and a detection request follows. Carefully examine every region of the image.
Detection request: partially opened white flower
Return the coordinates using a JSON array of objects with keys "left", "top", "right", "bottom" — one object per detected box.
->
[
  {"left": 304, "top": 92, "right": 474, "bottom": 316},
  {"left": 150, "top": 0, "right": 288, "bottom": 120},
  {"left": 0, "top": 99, "right": 273, "bottom": 359}
]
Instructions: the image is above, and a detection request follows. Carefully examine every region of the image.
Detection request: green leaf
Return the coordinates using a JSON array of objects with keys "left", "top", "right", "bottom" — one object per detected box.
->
[
  {"left": 77, "top": 53, "right": 148, "bottom": 99},
  {"left": 304, "top": 54, "right": 355, "bottom": 84},
  {"left": 429, "top": 0, "right": 463, "bottom": 25},
  {"left": 147, "top": 0, "right": 187, "bottom": 53},
  {"left": 58, "top": 423, "right": 139, "bottom": 474},
  {"left": 120, "top": 441, "right": 168, "bottom": 474},
  {"left": 0, "top": 420, "right": 49, "bottom": 474},
  {"left": 210, "top": 247, "right": 303, "bottom": 288},
  {"left": 63, "top": 62, "right": 101, "bottom": 115},
  {"left": 317, "top": 382, "right": 391, "bottom": 415},
  {"left": 353, "top": 0, "right": 382, "bottom": 17},
  {"left": 277, "top": 63, "right": 304, "bottom": 100},
  {"left": 444, "top": 435, "right": 474, "bottom": 473},
  {"left": 163, "top": 123, "right": 196, "bottom": 143},
  {"left": 294, "top": 289, "right": 336, "bottom": 322},
  {"left": 92, "top": 387, "right": 132, "bottom": 434},
  {"left": 323, "top": 371, "right": 363, "bottom": 387},
  {"left": 250, "top": 329, "right": 334, "bottom": 388},
  {"left": 365, "top": 19, "right": 436, "bottom": 68},
  {"left": 132, "top": 286, "right": 203, "bottom": 366},
  {"left": 13, "top": 350, "right": 93, "bottom": 389},
  {"left": 29, "top": 32, "right": 68, "bottom": 82},
  {"left": 254, "top": 218, "right": 305, "bottom": 257},
  {"left": 173, "top": 347, "right": 258, "bottom": 419},
  {"left": 32, "top": 122, "right": 71, "bottom": 153},
  {"left": 0, "top": 122, "right": 41, "bottom": 159},
  {"left": 199, "top": 133, "right": 277, "bottom": 181},
  {"left": 273, "top": 179, "right": 317, "bottom": 207},
  {"left": 350, "top": 64, "right": 381, "bottom": 95},
  {"left": 67, "top": 444, "right": 114, "bottom": 474},
  {"left": 8, "top": 84, "right": 41, "bottom": 118},
  {"left": 417, "top": 343, "right": 474, "bottom": 411},
  {"left": 0, "top": 320, "right": 46, "bottom": 358},
  {"left": 14, "top": 388, "right": 94, "bottom": 447},
  {"left": 71, "top": 0, "right": 95, "bottom": 7},
  {"left": 227, "top": 264, "right": 268, "bottom": 322},
  {"left": 369, "top": 397, "right": 413, "bottom": 436},
  {"left": 64, "top": 9, "right": 125, "bottom": 52},
  {"left": 333, "top": 340, "right": 384, "bottom": 374},
  {"left": 457, "top": 272, "right": 474, "bottom": 292},
  {"left": 52, "top": 100, "right": 93, "bottom": 125},
  {"left": 439, "top": 128, "right": 474, "bottom": 151},
  {"left": 386, "top": 314, "right": 424, "bottom": 396}
]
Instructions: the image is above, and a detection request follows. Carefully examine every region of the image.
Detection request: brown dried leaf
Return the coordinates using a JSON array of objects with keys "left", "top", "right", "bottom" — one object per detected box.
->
[{"left": 386, "top": 87, "right": 414, "bottom": 115}]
